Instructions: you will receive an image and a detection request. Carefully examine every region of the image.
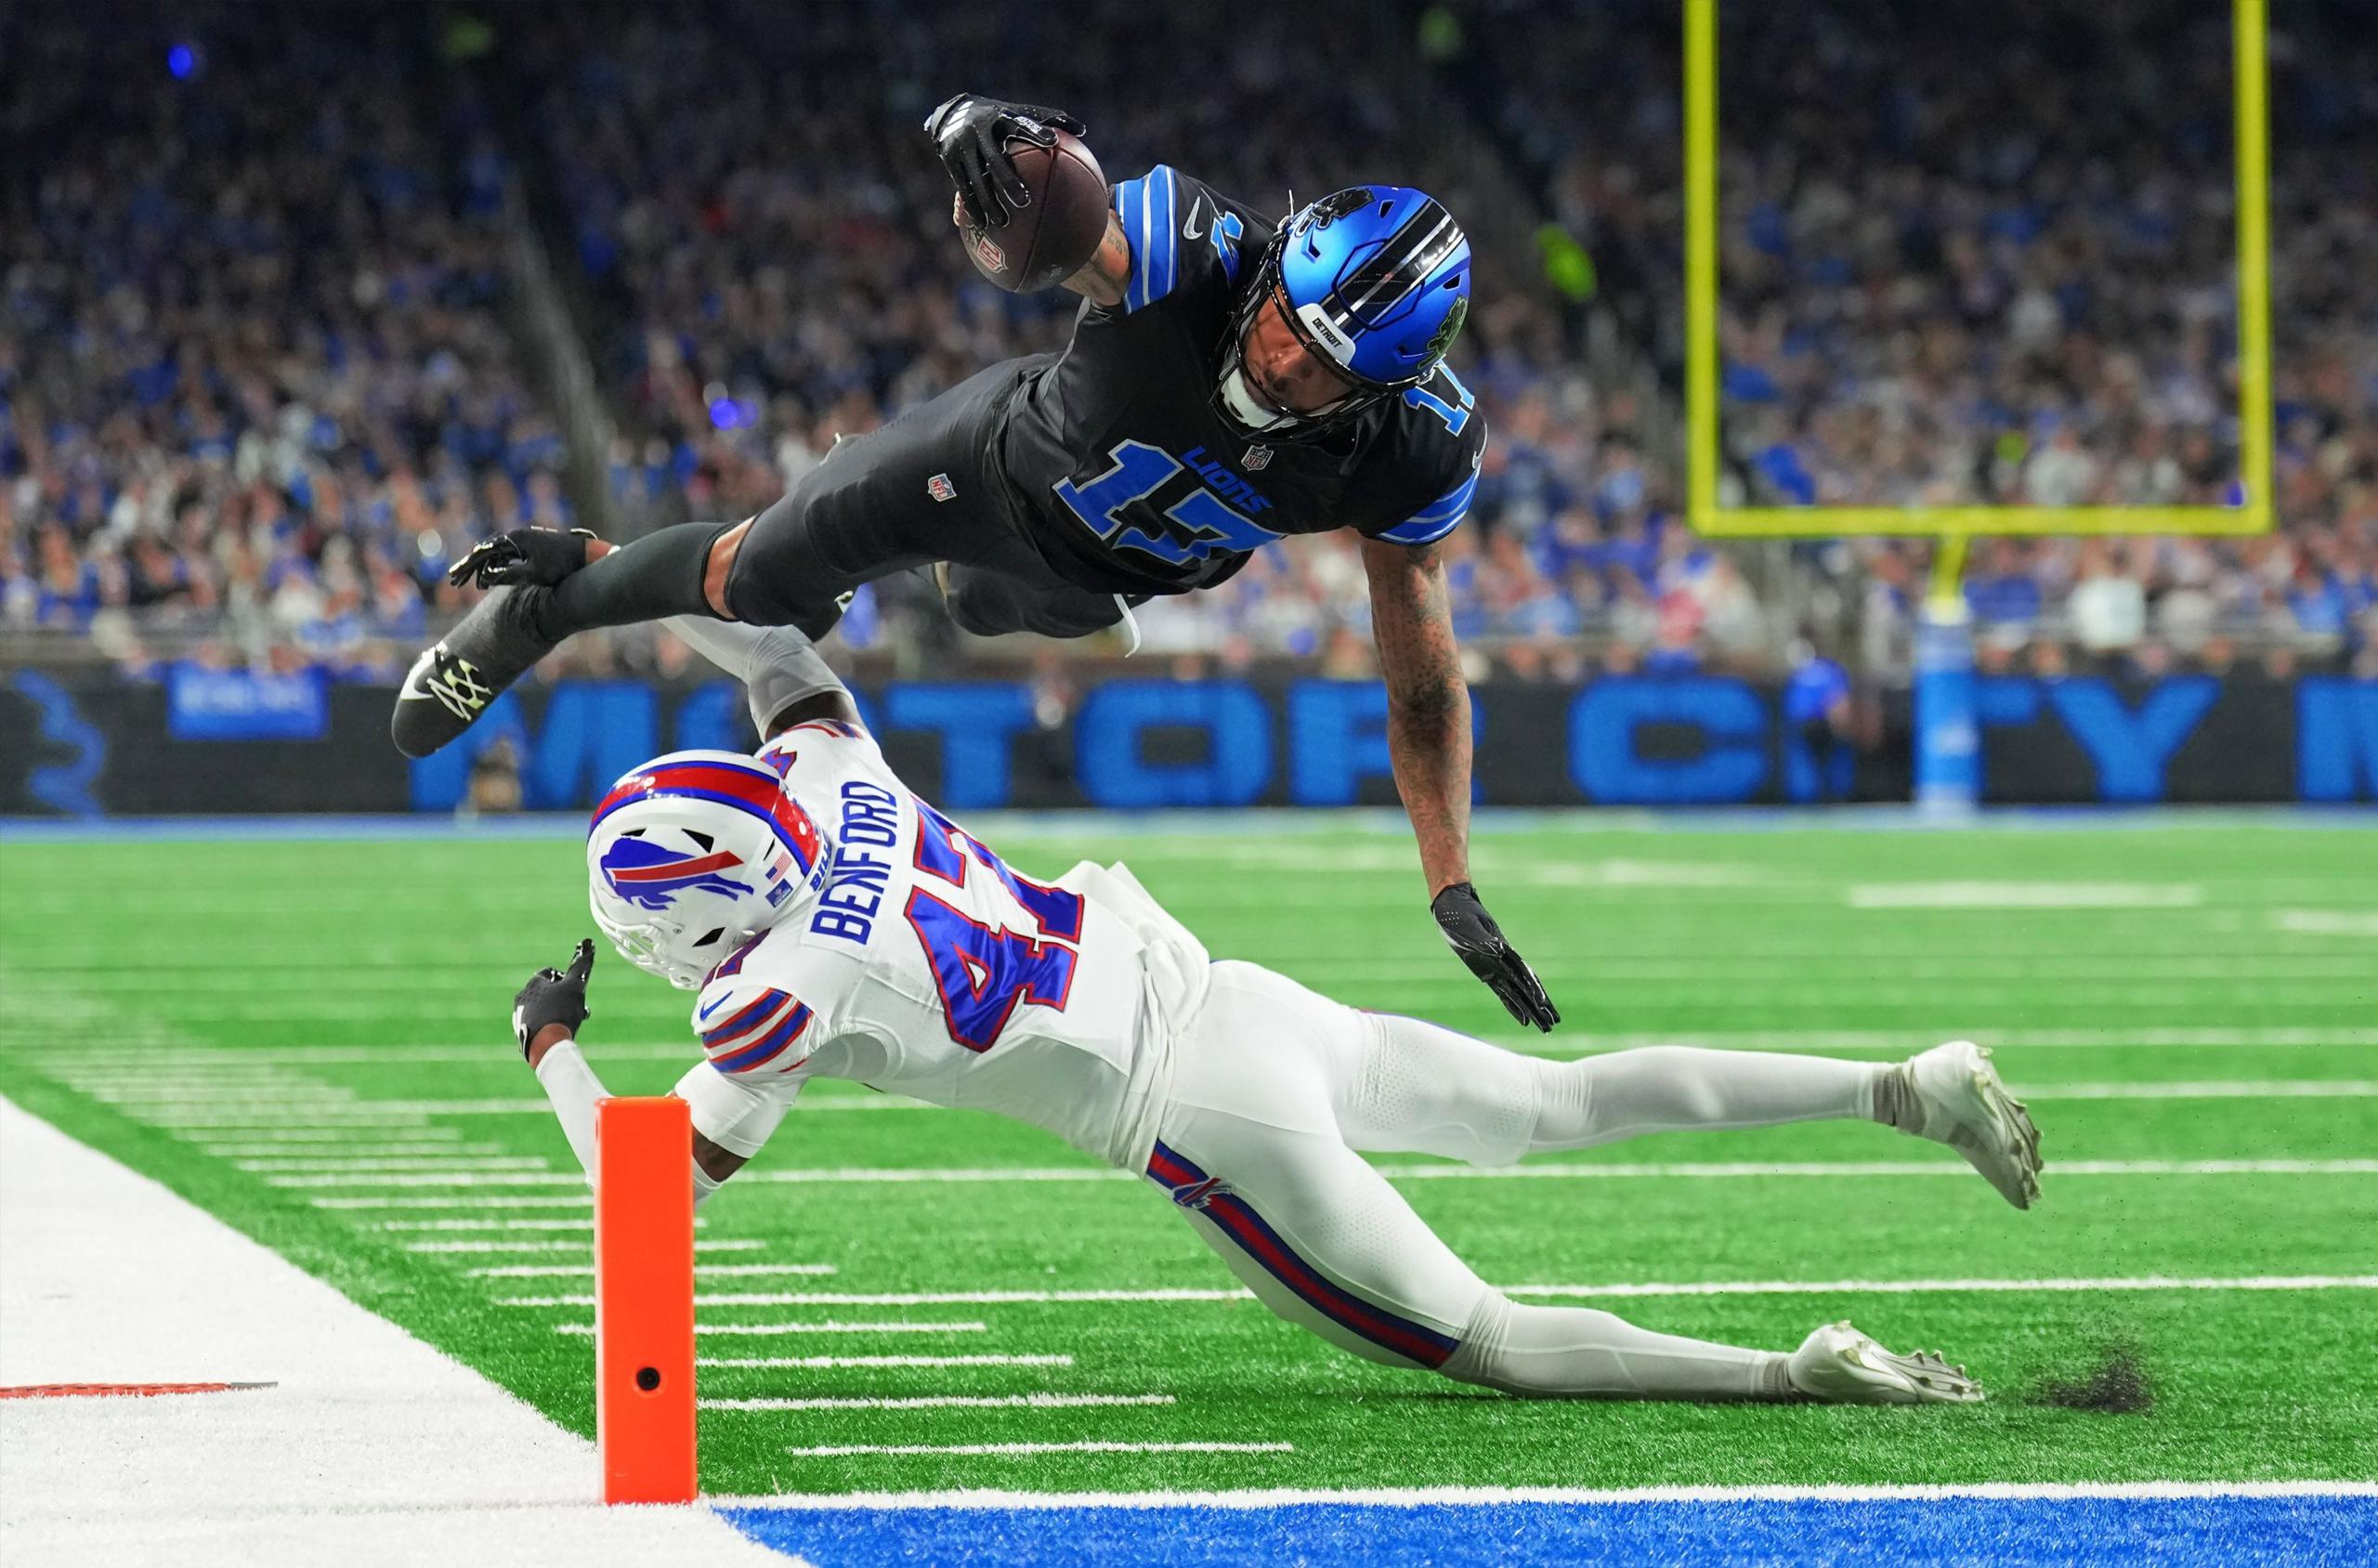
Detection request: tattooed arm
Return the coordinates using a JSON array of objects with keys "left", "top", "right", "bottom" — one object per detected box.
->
[
  {"left": 1361, "top": 536, "right": 1560, "bottom": 1029},
  {"left": 1059, "top": 208, "right": 1131, "bottom": 307},
  {"left": 1360, "top": 536, "right": 1471, "bottom": 895}
]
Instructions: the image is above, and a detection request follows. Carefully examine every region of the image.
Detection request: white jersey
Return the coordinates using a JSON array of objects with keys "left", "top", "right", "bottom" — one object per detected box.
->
[{"left": 685, "top": 720, "right": 1208, "bottom": 1169}]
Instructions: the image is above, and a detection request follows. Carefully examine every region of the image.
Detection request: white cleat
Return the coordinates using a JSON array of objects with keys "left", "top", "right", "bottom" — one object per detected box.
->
[
  {"left": 1900, "top": 1039, "right": 2043, "bottom": 1209},
  {"left": 1789, "top": 1321, "right": 1983, "bottom": 1405}
]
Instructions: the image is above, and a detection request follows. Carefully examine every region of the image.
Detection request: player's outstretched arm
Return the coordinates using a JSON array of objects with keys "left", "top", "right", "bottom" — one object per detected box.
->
[
  {"left": 512, "top": 941, "right": 759, "bottom": 1203},
  {"left": 661, "top": 615, "right": 860, "bottom": 739},
  {"left": 1359, "top": 537, "right": 1560, "bottom": 1032}
]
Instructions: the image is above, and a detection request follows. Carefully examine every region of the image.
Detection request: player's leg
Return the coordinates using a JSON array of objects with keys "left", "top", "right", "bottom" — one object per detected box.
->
[
  {"left": 1152, "top": 1101, "right": 1920, "bottom": 1401},
  {"left": 1157, "top": 967, "right": 1981, "bottom": 1403},
  {"left": 1337, "top": 1010, "right": 1883, "bottom": 1165},
  {"left": 394, "top": 359, "right": 1034, "bottom": 757},
  {"left": 1300, "top": 971, "right": 2040, "bottom": 1207}
]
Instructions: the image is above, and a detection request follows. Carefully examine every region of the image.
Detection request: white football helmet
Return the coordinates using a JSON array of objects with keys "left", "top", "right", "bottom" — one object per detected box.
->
[{"left": 586, "top": 749, "right": 830, "bottom": 988}]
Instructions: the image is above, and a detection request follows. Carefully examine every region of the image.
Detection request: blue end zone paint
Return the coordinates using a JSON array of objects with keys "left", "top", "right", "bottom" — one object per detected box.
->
[{"left": 722, "top": 1496, "right": 2378, "bottom": 1567}]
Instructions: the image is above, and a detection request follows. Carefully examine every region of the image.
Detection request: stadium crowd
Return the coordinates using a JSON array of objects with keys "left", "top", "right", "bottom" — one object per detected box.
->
[
  {"left": 1486, "top": 0, "right": 2378, "bottom": 675},
  {"left": 5, "top": 0, "right": 2373, "bottom": 683}
]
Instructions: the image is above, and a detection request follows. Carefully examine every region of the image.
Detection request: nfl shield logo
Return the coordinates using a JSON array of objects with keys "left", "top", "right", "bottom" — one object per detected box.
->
[
  {"left": 1242, "top": 445, "right": 1273, "bottom": 471},
  {"left": 926, "top": 473, "right": 958, "bottom": 503}
]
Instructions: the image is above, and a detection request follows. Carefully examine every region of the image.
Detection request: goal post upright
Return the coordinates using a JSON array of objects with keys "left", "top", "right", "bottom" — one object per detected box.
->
[{"left": 1681, "top": 0, "right": 2275, "bottom": 808}]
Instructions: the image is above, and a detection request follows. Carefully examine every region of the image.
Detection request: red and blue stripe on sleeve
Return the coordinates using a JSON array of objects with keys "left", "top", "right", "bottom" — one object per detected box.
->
[{"left": 699, "top": 987, "right": 814, "bottom": 1075}]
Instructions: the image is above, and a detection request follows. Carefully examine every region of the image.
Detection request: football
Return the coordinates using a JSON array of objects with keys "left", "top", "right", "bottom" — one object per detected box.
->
[{"left": 960, "top": 128, "right": 1108, "bottom": 294}]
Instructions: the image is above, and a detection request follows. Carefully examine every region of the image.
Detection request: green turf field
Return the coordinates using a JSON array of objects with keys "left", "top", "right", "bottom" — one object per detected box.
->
[{"left": 3, "top": 817, "right": 2374, "bottom": 1496}]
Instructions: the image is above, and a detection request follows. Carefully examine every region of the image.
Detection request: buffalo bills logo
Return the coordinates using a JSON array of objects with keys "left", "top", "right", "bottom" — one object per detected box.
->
[
  {"left": 600, "top": 837, "right": 754, "bottom": 910},
  {"left": 1170, "top": 1176, "right": 1230, "bottom": 1211}
]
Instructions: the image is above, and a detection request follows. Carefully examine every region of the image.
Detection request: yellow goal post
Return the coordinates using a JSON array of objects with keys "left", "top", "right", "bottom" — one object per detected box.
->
[{"left": 1682, "top": 0, "right": 2275, "bottom": 563}]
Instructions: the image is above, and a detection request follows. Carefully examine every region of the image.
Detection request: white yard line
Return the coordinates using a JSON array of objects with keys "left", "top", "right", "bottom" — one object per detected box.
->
[
  {"left": 1499, "top": 1026, "right": 2378, "bottom": 1053},
  {"left": 707, "top": 1393, "right": 1173, "bottom": 1413},
  {"left": 235, "top": 1157, "right": 554, "bottom": 1173},
  {"left": 0, "top": 1096, "right": 786, "bottom": 1568},
  {"left": 180, "top": 1127, "right": 466, "bottom": 1143},
  {"left": 2019, "top": 1081, "right": 2378, "bottom": 1099},
  {"left": 373, "top": 1218, "right": 604, "bottom": 1232},
  {"left": 1852, "top": 882, "right": 2206, "bottom": 909},
  {"left": 412, "top": 1239, "right": 756, "bottom": 1256},
  {"left": 468, "top": 1262, "right": 836, "bottom": 1279},
  {"left": 698, "top": 1354, "right": 1074, "bottom": 1370},
  {"left": 707, "top": 1480, "right": 2378, "bottom": 1511},
  {"left": 311, "top": 1196, "right": 591, "bottom": 1209},
  {"left": 783, "top": 1441, "right": 1293, "bottom": 1458},
  {"left": 553, "top": 1321, "right": 990, "bottom": 1338},
  {"left": 2274, "top": 910, "right": 2378, "bottom": 936},
  {"left": 296, "top": 1157, "right": 2378, "bottom": 1200},
  {"left": 511, "top": 1276, "right": 2378, "bottom": 1310},
  {"left": 201, "top": 1143, "right": 505, "bottom": 1158}
]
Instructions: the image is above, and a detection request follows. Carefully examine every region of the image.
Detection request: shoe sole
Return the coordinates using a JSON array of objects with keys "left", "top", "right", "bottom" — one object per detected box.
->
[{"left": 1936, "top": 1042, "right": 2044, "bottom": 1209}]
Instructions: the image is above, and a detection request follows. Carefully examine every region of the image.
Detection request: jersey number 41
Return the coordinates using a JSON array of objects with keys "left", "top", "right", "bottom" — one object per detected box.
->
[{"left": 904, "top": 799, "right": 1086, "bottom": 1052}]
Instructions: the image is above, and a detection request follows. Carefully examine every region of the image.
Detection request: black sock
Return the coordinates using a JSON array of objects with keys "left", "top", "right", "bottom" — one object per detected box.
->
[{"left": 531, "top": 522, "right": 726, "bottom": 641}]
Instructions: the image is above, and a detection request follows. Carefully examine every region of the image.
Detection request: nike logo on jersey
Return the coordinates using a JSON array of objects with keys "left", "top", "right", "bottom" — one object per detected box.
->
[
  {"left": 698, "top": 993, "right": 732, "bottom": 1022},
  {"left": 1182, "top": 197, "right": 1207, "bottom": 240}
]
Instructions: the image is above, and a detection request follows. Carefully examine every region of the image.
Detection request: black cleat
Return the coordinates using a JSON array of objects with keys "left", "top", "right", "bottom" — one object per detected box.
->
[{"left": 391, "top": 586, "right": 559, "bottom": 758}]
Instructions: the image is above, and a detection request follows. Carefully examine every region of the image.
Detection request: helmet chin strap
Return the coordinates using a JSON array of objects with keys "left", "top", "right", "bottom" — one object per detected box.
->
[{"left": 1218, "top": 367, "right": 1287, "bottom": 432}]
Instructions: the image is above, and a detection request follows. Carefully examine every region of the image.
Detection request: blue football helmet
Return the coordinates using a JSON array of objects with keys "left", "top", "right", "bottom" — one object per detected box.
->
[{"left": 1215, "top": 185, "right": 1471, "bottom": 439}]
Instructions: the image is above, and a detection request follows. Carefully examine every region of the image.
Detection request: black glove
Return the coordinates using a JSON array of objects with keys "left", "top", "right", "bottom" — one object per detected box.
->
[
  {"left": 1431, "top": 882, "right": 1560, "bottom": 1033},
  {"left": 513, "top": 938, "right": 595, "bottom": 1059},
  {"left": 924, "top": 93, "right": 1088, "bottom": 229},
  {"left": 448, "top": 527, "right": 598, "bottom": 591}
]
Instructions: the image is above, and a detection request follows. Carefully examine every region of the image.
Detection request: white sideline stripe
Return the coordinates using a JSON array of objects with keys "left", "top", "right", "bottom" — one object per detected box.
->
[
  {"left": 1847, "top": 882, "right": 2202, "bottom": 908},
  {"left": 784, "top": 1441, "right": 1292, "bottom": 1459},
  {"left": 554, "top": 1321, "right": 990, "bottom": 1338},
  {"left": 699, "top": 1354, "right": 1074, "bottom": 1370},
  {"left": 708, "top": 1393, "right": 1174, "bottom": 1413},
  {"left": 471, "top": 1262, "right": 836, "bottom": 1279},
  {"left": 546, "top": 1276, "right": 2378, "bottom": 1310},
  {"left": 702, "top": 1480, "right": 2378, "bottom": 1511},
  {"left": 2021, "top": 1081, "right": 2378, "bottom": 1100},
  {"left": 413, "top": 1239, "right": 761, "bottom": 1256}
]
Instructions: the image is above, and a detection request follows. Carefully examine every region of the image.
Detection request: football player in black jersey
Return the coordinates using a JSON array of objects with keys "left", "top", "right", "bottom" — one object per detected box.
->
[{"left": 396, "top": 94, "right": 1557, "bottom": 1030}]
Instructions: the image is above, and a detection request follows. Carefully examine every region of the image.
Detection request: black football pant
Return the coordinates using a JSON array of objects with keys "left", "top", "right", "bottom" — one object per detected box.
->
[{"left": 722, "top": 358, "right": 1132, "bottom": 642}]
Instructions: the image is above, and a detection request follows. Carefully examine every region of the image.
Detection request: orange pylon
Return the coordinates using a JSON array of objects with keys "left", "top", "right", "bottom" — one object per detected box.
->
[{"left": 594, "top": 1095, "right": 697, "bottom": 1504}]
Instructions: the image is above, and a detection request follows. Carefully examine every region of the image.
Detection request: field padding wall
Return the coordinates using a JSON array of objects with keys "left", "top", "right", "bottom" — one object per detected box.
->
[{"left": 2, "top": 673, "right": 2371, "bottom": 815}]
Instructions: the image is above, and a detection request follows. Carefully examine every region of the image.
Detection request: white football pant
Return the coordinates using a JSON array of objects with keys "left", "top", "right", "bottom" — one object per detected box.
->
[{"left": 1149, "top": 961, "right": 1884, "bottom": 1400}]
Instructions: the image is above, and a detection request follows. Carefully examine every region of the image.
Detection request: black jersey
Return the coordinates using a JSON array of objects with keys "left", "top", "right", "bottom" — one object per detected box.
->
[{"left": 997, "top": 164, "right": 1488, "bottom": 597}]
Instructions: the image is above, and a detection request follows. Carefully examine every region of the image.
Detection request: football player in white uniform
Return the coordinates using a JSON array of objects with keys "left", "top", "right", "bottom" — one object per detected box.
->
[{"left": 510, "top": 617, "right": 2041, "bottom": 1405}]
